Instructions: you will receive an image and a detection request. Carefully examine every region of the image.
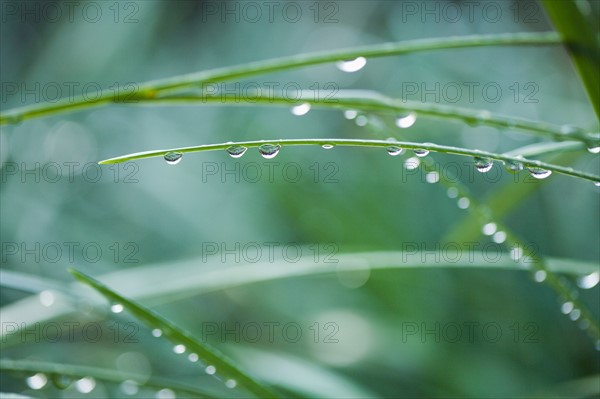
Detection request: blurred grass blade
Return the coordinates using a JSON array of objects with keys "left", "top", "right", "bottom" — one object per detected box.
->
[
  {"left": 67, "top": 269, "right": 279, "bottom": 399},
  {"left": 0, "top": 359, "right": 217, "bottom": 398},
  {"left": 97, "top": 138, "right": 600, "bottom": 183},
  {"left": 0, "top": 32, "right": 561, "bottom": 125},
  {"left": 543, "top": 0, "right": 600, "bottom": 119}
]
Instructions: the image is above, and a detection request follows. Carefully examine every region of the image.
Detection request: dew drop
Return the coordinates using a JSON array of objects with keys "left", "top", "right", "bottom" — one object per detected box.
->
[
  {"left": 322, "top": 144, "right": 335, "bottom": 150},
  {"left": 527, "top": 166, "right": 552, "bottom": 179},
  {"left": 404, "top": 157, "right": 420, "bottom": 170},
  {"left": 39, "top": 290, "right": 55, "bottom": 307},
  {"left": 291, "top": 103, "right": 311, "bottom": 116},
  {"left": 205, "top": 365, "right": 216, "bottom": 375},
  {"left": 457, "top": 197, "right": 470, "bottom": 209},
  {"left": 121, "top": 380, "right": 139, "bottom": 395},
  {"left": 75, "top": 377, "right": 96, "bottom": 393},
  {"left": 225, "top": 379, "right": 237, "bottom": 389},
  {"left": 474, "top": 157, "right": 493, "bottom": 173},
  {"left": 258, "top": 144, "right": 281, "bottom": 159},
  {"left": 578, "top": 271, "right": 600, "bottom": 289},
  {"left": 27, "top": 373, "right": 48, "bottom": 390},
  {"left": 188, "top": 353, "right": 199, "bottom": 362},
  {"left": 386, "top": 146, "right": 403, "bottom": 156},
  {"left": 226, "top": 146, "right": 247, "bottom": 158},
  {"left": 355, "top": 115, "right": 368, "bottom": 126},
  {"left": 533, "top": 270, "right": 547, "bottom": 283},
  {"left": 156, "top": 388, "right": 176, "bottom": 399},
  {"left": 413, "top": 149, "right": 429, "bottom": 157},
  {"left": 151, "top": 328, "right": 163, "bottom": 337},
  {"left": 336, "top": 56, "right": 367, "bottom": 72},
  {"left": 51, "top": 374, "right": 73, "bottom": 390},
  {"left": 164, "top": 152, "right": 183, "bottom": 165},
  {"left": 561, "top": 301, "right": 574, "bottom": 314},
  {"left": 588, "top": 146, "right": 600, "bottom": 154},
  {"left": 569, "top": 309, "right": 581, "bottom": 321},
  {"left": 492, "top": 231, "right": 506, "bottom": 244},
  {"left": 446, "top": 187, "right": 459, "bottom": 198},
  {"left": 425, "top": 171, "right": 439, "bottom": 184},
  {"left": 482, "top": 223, "right": 497, "bottom": 236},
  {"left": 505, "top": 159, "right": 523, "bottom": 174},
  {"left": 344, "top": 110, "right": 358, "bottom": 120},
  {"left": 594, "top": 181, "right": 600, "bottom": 187},
  {"left": 111, "top": 303, "right": 124, "bottom": 313},
  {"left": 173, "top": 344, "right": 186, "bottom": 354},
  {"left": 395, "top": 112, "right": 417, "bottom": 129}
]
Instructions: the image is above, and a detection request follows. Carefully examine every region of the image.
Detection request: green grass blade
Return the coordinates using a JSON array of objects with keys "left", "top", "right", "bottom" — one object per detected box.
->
[
  {"left": 0, "top": 32, "right": 561, "bottom": 125},
  {"left": 0, "top": 359, "right": 217, "bottom": 398},
  {"left": 542, "top": 1, "right": 600, "bottom": 120},
  {"left": 97, "top": 138, "right": 600, "bottom": 183},
  {"left": 67, "top": 269, "right": 279, "bottom": 399}
]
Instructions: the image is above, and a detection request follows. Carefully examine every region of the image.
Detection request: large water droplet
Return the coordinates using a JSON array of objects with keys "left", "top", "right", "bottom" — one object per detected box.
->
[
  {"left": 226, "top": 146, "right": 247, "bottom": 158},
  {"left": 39, "top": 290, "right": 55, "bottom": 307},
  {"left": 111, "top": 303, "right": 124, "bottom": 313},
  {"left": 205, "top": 365, "right": 216, "bottom": 375},
  {"left": 474, "top": 157, "right": 493, "bottom": 173},
  {"left": 225, "top": 379, "right": 237, "bottom": 389},
  {"left": 291, "top": 103, "right": 311, "bottom": 116},
  {"left": 343, "top": 110, "right": 358, "bottom": 120},
  {"left": 355, "top": 115, "right": 368, "bottom": 126},
  {"left": 188, "top": 353, "right": 199, "bottom": 362},
  {"left": 533, "top": 270, "right": 547, "bottom": 282},
  {"left": 386, "top": 146, "right": 403, "bottom": 156},
  {"left": 322, "top": 144, "right": 335, "bottom": 150},
  {"left": 569, "top": 309, "right": 581, "bottom": 321},
  {"left": 588, "top": 146, "right": 600, "bottom": 154},
  {"left": 493, "top": 231, "right": 506, "bottom": 244},
  {"left": 578, "top": 271, "right": 599, "bottom": 289},
  {"left": 595, "top": 181, "right": 600, "bottom": 187},
  {"left": 152, "top": 328, "right": 163, "bottom": 337},
  {"left": 425, "top": 171, "right": 439, "bottom": 184},
  {"left": 258, "top": 144, "right": 281, "bottom": 159},
  {"left": 75, "top": 377, "right": 96, "bottom": 393},
  {"left": 164, "top": 152, "right": 183, "bottom": 165},
  {"left": 156, "top": 388, "right": 176, "bottom": 399},
  {"left": 395, "top": 112, "right": 417, "bottom": 129},
  {"left": 527, "top": 166, "right": 552, "bottom": 179},
  {"left": 173, "top": 344, "right": 186, "bottom": 354},
  {"left": 482, "top": 223, "right": 497, "bottom": 236},
  {"left": 457, "top": 197, "right": 470, "bottom": 209},
  {"left": 336, "top": 57, "right": 367, "bottom": 72},
  {"left": 27, "top": 373, "right": 48, "bottom": 390},
  {"left": 561, "top": 301, "right": 574, "bottom": 314},
  {"left": 413, "top": 149, "right": 429, "bottom": 157},
  {"left": 505, "top": 159, "right": 523, "bottom": 174}
]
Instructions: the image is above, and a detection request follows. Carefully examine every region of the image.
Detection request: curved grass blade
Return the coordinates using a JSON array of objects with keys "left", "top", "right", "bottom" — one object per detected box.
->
[
  {"left": 0, "top": 32, "right": 561, "bottom": 125},
  {"left": 67, "top": 269, "right": 279, "bottom": 399},
  {"left": 0, "top": 359, "right": 217, "bottom": 398},
  {"left": 97, "top": 138, "right": 600, "bottom": 184}
]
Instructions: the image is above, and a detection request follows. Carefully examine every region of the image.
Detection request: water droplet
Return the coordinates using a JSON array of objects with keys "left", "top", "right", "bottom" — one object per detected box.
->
[
  {"left": 27, "top": 373, "right": 48, "bottom": 390},
  {"left": 561, "top": 301, "right": 574, "bottom": 314},
  {"left": 51, "top": 374, "right": 73, "bottom": 390},
  {"left": 164, "top": 152, "right": 183, "bottom": 165},
  {"left": 355, "top": 115, "right": 368, "bottom": 126},
  {"left": 225, "top": 379, "right": 237, "bottom": 389},
  {"left": 75, "top": 377, "right": 96, "bottom": 393},
  {"left": 578, "top": 271, "right": 599, "bottom": 289},
  {"left": 111, "top": 303, "right": 124, "bottom": 313},
  {"left": 322, "top": 144, "right": 335, "bottom": 150},
  {"left": 527, "top": 166, "right": 552, "bottom": 179},
  {"left": 173, "top": 344, "right": 186, "bottom": 354},
  {"left": 594, "top": 181, "right": 600, "bottom": 187},
  {"left": 413, "top": 149, "right": 429, "bottom": 157},
  {"left": 492, "top": 231, "right": 506, "bottom": 244},
  {"left": 121, "top": 380, "right": 139, "bottom": 395},
  {"left": 343, "top": 110, "right": 358, "bottom": 120},
  {"left": 446, "top": 187, "right": 459, "bottom": 198},
  {"left": 505, "top": 159, "right": 523, "bottom": 174},
  {"left": 386, "top": 146, "right": 403, "bottom": 156},
  {"left": 258, "top": 144, "right": 281, "bottom": 159},
  {"left": 336, "top": 56, "right": 367, "bottom": 72},
  {"left": 188, "top": 353, "right": 199, "bottom": 362},
  {"left": 588, "top": 146, "right": 600, "bottom": 154},
  {"left": 39, "top": 290, "right": 55, "bottom": 307},
  {"left": 425, "top": 171, "right": 439, "bottom": 184},
  {"left": 395, "top": 112, "right": 417, "bottom": 129},
  {"left": 533, "top": 270, "right": 547, "bottom": 283},
  {"left": 156, "top": 388, "right": 176, "bottom": 399},
  {"left": 152, "top": 328, "right": 163, "bottom": 337},
  {"left": 291, "top": 103, "right": 311, "bottom": 116},
  {"left": 474, "top": 157, "right": 493, "bottom": 173},
  {"left": 569, "top": 309, "right": 581, "bottom": 321},
  {"left": 205, "top": 365, "right": 216, "bottom": 375},
  {"left": 226, "top": 146, "right": 247, "bottom": 158},
  {"left": 482, "top": 223, "right": 497, "bottom": 236},
  {"left": 404, "top": 157, "right": 420, "bottom": 170},
  {"left": 457, "top": 197, "right": 470, "bottom": 209}
]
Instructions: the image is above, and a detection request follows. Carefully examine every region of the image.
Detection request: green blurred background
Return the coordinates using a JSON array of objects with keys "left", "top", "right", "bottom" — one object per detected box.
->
[{"left": 1, "top": 0, "right": 599, "bottom": 398}]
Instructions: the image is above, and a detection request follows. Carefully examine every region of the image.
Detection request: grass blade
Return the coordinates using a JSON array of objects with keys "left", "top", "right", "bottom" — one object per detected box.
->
[{"left": 67, "top": 269, "right": 279, "bottom": 399}]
